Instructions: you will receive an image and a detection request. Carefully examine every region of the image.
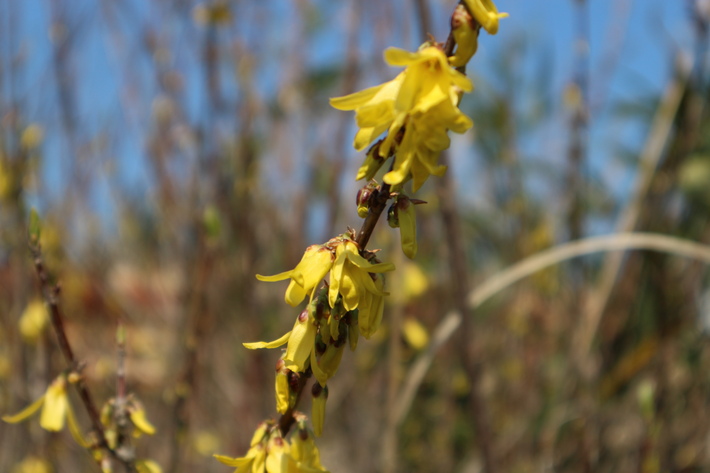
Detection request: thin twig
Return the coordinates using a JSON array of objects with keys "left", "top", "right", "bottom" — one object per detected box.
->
[{"left": 29, "top": 242, "right": 138, "bottom": 473}]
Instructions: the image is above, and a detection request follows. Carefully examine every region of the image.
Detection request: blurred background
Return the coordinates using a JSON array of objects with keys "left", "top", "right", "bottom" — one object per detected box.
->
[{"left": 2, "top": 0, "right": 710, "bottom": 471}]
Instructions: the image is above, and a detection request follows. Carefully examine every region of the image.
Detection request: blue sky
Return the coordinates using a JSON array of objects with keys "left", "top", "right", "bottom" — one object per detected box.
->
[{"left": 2, "top": 0, "right": 693, "bottom": 239}]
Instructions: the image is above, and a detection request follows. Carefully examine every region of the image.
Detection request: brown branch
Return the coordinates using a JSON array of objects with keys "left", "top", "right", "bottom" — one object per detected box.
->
[{"left": 29, "top": 241, "right": 138, "bottom": 473}]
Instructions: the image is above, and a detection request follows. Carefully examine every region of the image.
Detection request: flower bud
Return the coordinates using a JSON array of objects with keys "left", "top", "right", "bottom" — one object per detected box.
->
[
  {"left": 311, "top": 384, "right": 328, "bottom": 437},
  {"left": 397, "top": 196, "right": 417, "bottom": 259},
  {"left": 450, "top": 4, "right": 478, "bottom": 68}
]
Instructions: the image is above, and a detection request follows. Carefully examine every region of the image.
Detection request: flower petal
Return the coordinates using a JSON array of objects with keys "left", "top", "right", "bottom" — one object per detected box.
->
[
  {"left": 256, "top": 271, "right": 293, "bottom": 282},
  {"left": 2, "top": 395, "right": 44, "bottom": 424},
  {"left": 330, "top": 84, "right": 385, "bottom": 110},
  {"left": 243, "top": 331, "right": 292, "bottom": 349}
]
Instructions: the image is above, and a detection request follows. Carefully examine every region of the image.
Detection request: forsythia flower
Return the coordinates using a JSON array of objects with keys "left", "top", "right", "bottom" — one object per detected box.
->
[
  {"left": 328, "top": 239, "right": 394, "bottom": 311},
  {"left": 257, "top": 245, "right": 334, "bottom": 307},
  {"left": 244, "top": 306, "right": 317, "bottom": 374},
  {"left": 254, "top": 235, "right": 394, "bottom": 318},
  {"left": 19, "top": 299, "right": 49, "bottom": 344},
  {"left": 2, "top": 374, "right": 87, "bottom": 447},
  {"left": 215, "top": 422, "right": 329, "bottom": 473},
  {"left": 331, "top": 45, "right": 473, "bottom": 191}
]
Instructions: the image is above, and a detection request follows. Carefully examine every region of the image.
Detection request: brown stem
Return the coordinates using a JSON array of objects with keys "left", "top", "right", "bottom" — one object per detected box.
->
[{"left": 29, "top": 242, "right": 137, "bottom": 473}]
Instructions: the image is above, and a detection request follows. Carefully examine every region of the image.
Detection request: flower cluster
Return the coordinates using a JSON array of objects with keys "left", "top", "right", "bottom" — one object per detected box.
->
[
  {"left": 215, "top": 420, "right": 328, "bottom": 473},
  {"left": 245, "top": 234, "right": 394, "bottom": 434},
  {"left": 3, "top": 373, "right": 88, "bottom": 447},
  {"left": 331, "top": 45, "right": 473, "bottom": 193}
]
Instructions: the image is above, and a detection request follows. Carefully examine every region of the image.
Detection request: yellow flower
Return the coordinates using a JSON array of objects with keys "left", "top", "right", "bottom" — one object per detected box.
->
[
  {"left": 462, "top": 0, "right": 509, "bottom": 35},
  {"left": 291, "top": 425, "right": 328, "bottom": 471},
  {"left": 19, "top": 299, "right": 49, "bottom": 344},
  {"left": 331, "top": 46, "right": 473, "bottom": 191},
  {"left": 330, "top": 74, "right": 405, "bottom": 152},
  {"left": 214, "top": 422, "right": 269, "bottom": 472},
  {"left": 215, "top": 422, "right": 330, "bottom": 473},
  {"left": 3, "top": 374, "right": 87, "bottom": 447},
  {"left": 244, "top": 304, "right": 318, "bottom": 375},
  {"left": 257, "top": 245, "right": 334, "bottom": 307},
  {"left": 136, "top": 460, "right": 163, "bottom": 473},
  {"left": 328, "top": 240, "right": 394, "bottom": 310}
]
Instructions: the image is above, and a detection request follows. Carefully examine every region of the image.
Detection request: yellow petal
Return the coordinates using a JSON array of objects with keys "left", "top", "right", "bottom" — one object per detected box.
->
[
  {"left": 383, "top": 47, "right": 436, "bottom": 67},
  {"left": 310, "top": 349, "right": 329, "bottom": 387},
  {"left": 2, "top": 394, "right": 45, "bottom": 424},
  {"left": 243, "top": 331, "right": 292, "bottom": 350},
  {"left": 354, "top": 124, "right": 389, "bottom": 152},
  {"left": 284, "top": 280, "right": 308, "bottom": 307},
  {"left": 403, "top": 318, "right": 429, "bottom": 350},
  {"left": 250, "top": 422, "right": 270, "bottom": 447},
  {"left": 136, "top": 460, "right": 163, "bottom": 473},
  {"left": 19, "top": 300, "right": 49, "bottom": 344},
  {"left": 256, "top": 270, "right": 293, "bottom": 282},
  {"left": 319, "top": 344, "right": 344, "bottom": 382},
  {"left": 284, "top": 313, "right": 317, "bottom": 373},
  {"left": 344, "top": 252, "right": 395, "bottom": 274},
  {"left": 291, "top": 247, "right": 333, "bottom": 291},
  {"left": 338, "top": 270, "right": 360, "bottom": 311},
  {"left": 275, "top": 371, "right": 290, "bottom": 414},
  {"left": 40, "top": 377, "right": 68, "bottom": 431},
  {"left": 328, "top": 248, "right": 348, "bottom": 308},
  {"left": 214, "top": 454, "right": 252, "bottom": 467},
  {"left": 129, "top": 407, "right": 156, "bottom": 436},
  {"left": 66, "top": 403, "right": 90, "bottom": 447},
  {"left": 329, "top": 84, "right": 385, "bottom": 110}
]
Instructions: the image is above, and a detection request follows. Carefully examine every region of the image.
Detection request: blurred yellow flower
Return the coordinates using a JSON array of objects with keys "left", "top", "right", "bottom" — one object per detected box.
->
[
  {"left": 136, "top": 460, "right": 163, "bottom": 473},
  {"left": 402, "top": 317, "right": 429, "bottom": 351},
  {"left": 11, "top": 456, "right": 51, "bottom": 473},
  {"left": 2, "top": 375, "right": 87, "bottom": 447},
  {"left": 19, "top": 299, "right": 49, "bottom": 344}
]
